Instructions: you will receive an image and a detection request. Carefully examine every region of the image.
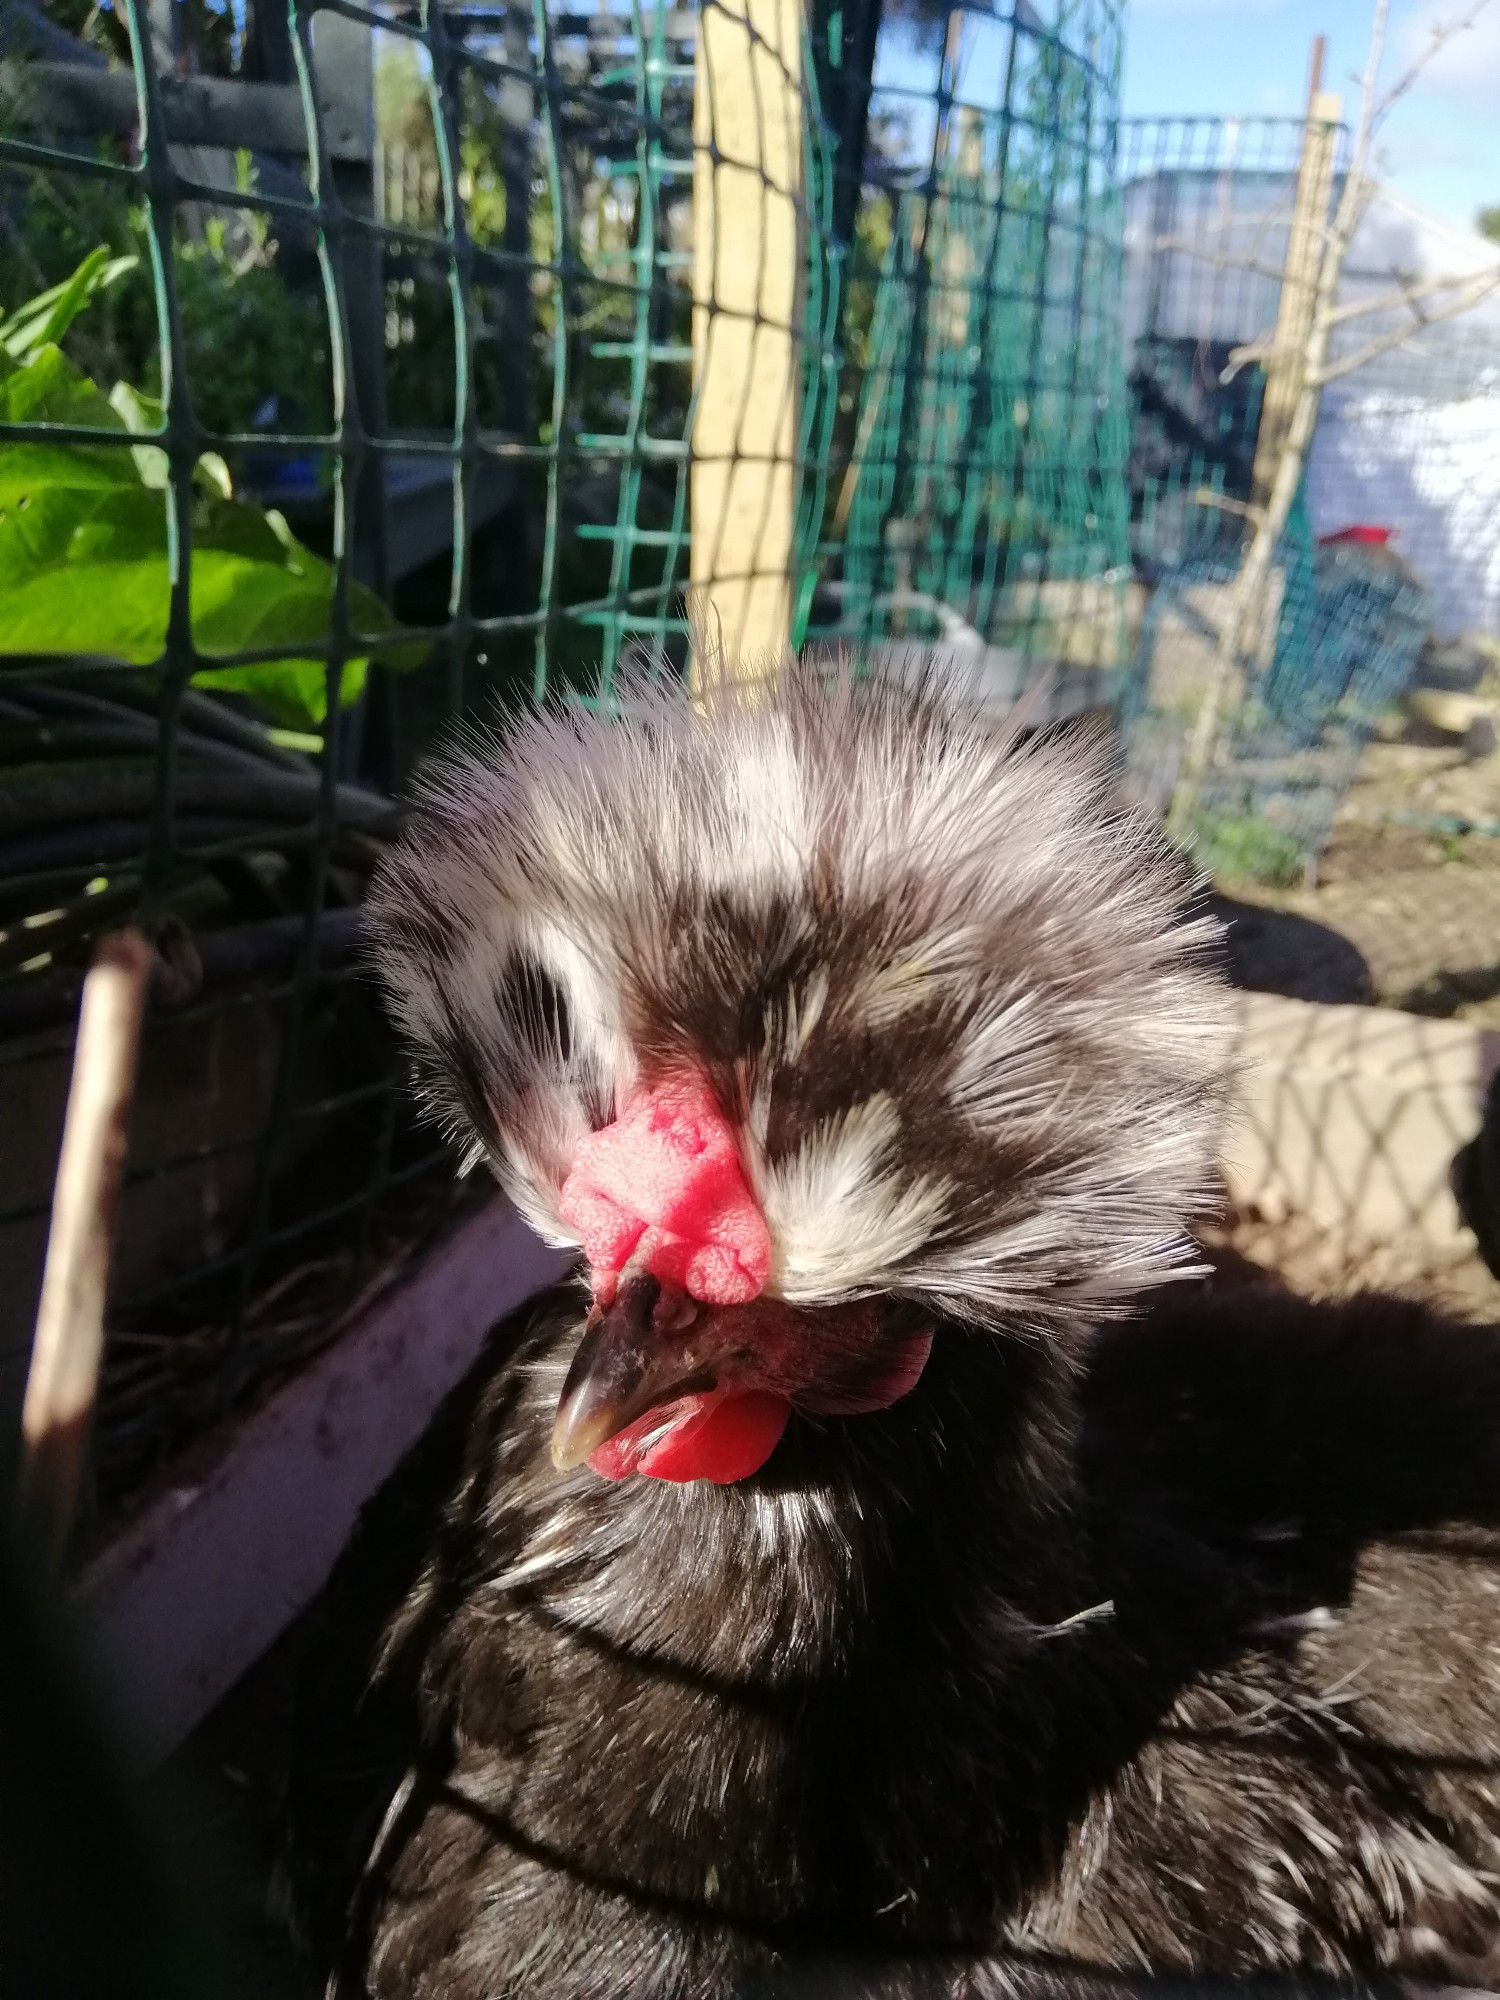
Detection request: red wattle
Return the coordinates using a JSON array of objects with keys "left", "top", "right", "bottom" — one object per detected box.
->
[
  {"left": 558, "top": 1076, "right": 772, "bottom": 1306},
  {"left": 586, "top": 1390, "right": 791, "bottom": 1485}
]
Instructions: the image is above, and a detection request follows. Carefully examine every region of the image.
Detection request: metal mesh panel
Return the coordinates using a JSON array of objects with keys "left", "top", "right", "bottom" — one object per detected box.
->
[
  {"left": 810, "top": 0, "right": 1130, "bottom": 722},
  {"left": 1116, "top": 114, "right": 1500, "bottom": 632},
  {"left": 1115, "top": 116, "right": 1350, "bottom": 570},
  {"left": 0, "top": 0, "right": 1127, "bottom": 1527},
  {"left": 1114, "top": 115, "right": 1453, "bottom": 880}
]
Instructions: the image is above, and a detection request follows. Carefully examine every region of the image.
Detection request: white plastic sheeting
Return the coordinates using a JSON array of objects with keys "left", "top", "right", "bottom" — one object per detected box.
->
[{"left": 1308, "top": 387, "right": 1500, "bottom": 638}]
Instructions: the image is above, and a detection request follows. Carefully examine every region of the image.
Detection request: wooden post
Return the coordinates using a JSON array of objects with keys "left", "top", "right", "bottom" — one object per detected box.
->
[
  {"left": 1250, "top": 38, "right": 1341, "bottom": 513},
  {"left": 691, "top": 0, "right": 806, "bottom": 680},
  {"left": 17, "top": 930, "right": 152, "bottom": 1574}
]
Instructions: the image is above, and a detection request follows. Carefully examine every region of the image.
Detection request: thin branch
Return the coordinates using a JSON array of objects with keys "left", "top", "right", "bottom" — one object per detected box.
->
[
  {"left": 1325, "top": 263, "right": 1500, "bottom": 326},
  {"left": 1331, "top": 0, "right": 1390, "bottom": 255},
  {"left": 1149, "top": 237, "right": 1292, "bottom": 286},
  {"left": 1231, "top": 263, "right": 1500, "bottom": 376},
  {"left": 1222, "top": 334, "right": 1277, "bottom": 378},
  {"left": 1148, "top": 175, "right": 1298, "bottom": 279},
  {"left": 1315, "top": 272, "right": 1500, "bottom": 384},
  {"left": 1168, "top": 7, "right": 1385, "bottom": 846},
  {"left": 15, "top": 929, "right": 153, "bottom": 1575},
  {"left": 1368, "top": 0, "right": 1492, "bottom": 129},
  {"left": 1193, "top": 488, "right": 1264, "bottom": 523}
]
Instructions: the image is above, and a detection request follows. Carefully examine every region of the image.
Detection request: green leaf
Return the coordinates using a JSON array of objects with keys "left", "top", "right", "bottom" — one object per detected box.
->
[
  {"left": 0, "top": 555, "right": 170, "bottom": 662},
  {"left": 191, "top": 655, "right": 366, "bottom": 727},
  {"left": 0, "top": 479, "right": 166, "bottom": 592},
  {"left": 196, "top": 495, "right": 306, "bottom": 568},
  {"left": 0, "top": 301, "right": 425, "bottom": 726},
  {"left": 0, "top": 249, "right": 140, "bottom": 362},
  {"left": 0, "top": 475, "right": 397, "bottom": 727},
  {"left": 0, "top": 439, "right": 144, "bottom": 503},
  {"left": 1, "top": 342, "right": 123, "bottom": 429},
  {"left": 196, "top": 451, "right": 234, "bottom": 499},
  {"left": 105, "top": 379, "right": 176, "bottom": 488},
  {"left": 108, "top": 381, "right": 164, "bottom": 434}
]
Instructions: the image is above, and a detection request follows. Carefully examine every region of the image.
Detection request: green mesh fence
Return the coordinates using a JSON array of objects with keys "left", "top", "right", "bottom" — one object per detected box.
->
[
  {"left": 810, "top": 0, "right": 1130, "bottom": 715},
  {"left": 1114, "top": 115, "right": 1442, "bottom": 882},
  {"left": 1116, "top": 117, "right": 1351, "bottom": 571},
  {"left": 0, "top": 0, "right": 1127, "bottom": 1530}
]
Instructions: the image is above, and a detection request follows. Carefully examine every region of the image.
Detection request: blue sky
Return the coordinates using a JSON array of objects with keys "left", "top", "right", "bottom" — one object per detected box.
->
[{"left": 1122, "top": 0, "right": 1500, "bottom": 229}]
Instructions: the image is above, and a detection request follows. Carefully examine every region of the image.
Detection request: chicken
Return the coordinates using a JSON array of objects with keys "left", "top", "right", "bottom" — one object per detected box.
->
[
  {"left": 314, "top": 659, "right": 1500, "bottom": 1999},
  {"left": 1454, "top": 1068, "right": 1500, "bottom": 1281}
]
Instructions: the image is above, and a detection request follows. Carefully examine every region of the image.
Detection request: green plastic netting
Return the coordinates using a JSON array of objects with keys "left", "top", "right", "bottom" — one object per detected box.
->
[
  {"left": 0, "top": 0, "right": 1126, "bottom": 1525},
  {"left": 1115, "top": 116, "right": 1436, "bottom": 880}
]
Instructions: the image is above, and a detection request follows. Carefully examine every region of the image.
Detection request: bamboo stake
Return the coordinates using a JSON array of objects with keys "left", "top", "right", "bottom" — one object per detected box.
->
[
  {"left": 17, "top": 928, "right": 153, "bottom": 1573},
  {"left": 1249, "top": 39, "right": 1339, "bottom": 514},
  {"left": 690, "top": 0, "right": 805, "bottom": 683}
]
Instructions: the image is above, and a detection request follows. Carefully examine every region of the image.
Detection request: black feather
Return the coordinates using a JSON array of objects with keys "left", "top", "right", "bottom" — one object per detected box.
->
[
  {"left": 289, "top": 1279, "right": 1500, "bottom": 1997},
  {"left": 312, "top": 661, "right": 1500, "bottom": 1996}
]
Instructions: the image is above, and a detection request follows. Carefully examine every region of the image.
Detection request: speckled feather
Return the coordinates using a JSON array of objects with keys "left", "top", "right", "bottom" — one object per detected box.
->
[
  {"left": 302, "top": 1284, "right": 1500, "bottom": 2000},
  {"left": 308, "top": 659, "right": 1500, "bottom": 1999},
  {"left": 364, "top": 658, "right": 1233, "bottom": 1330}
]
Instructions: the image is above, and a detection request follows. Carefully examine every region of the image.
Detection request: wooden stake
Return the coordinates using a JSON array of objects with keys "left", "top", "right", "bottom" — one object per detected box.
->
[
  {"left": 17, "top": 929, "right": 152, "bottom": 1573},
  {"left": 690, "top": 0, "right": 805, "bottom": 681},
  {"left": 1249, "top": 40, "right": 1341, "bottom": 512}
]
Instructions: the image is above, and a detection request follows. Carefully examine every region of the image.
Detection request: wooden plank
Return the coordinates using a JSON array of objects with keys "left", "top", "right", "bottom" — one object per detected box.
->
[
  {"left": 70, "top": 1197, "right": 569, "bottom": 1771},
  {"left": 690, "top": 0, "right": 805, "bottom": 678},
  {"left": 1250, "top": 43, "right": 1342, "bottom": 512}
]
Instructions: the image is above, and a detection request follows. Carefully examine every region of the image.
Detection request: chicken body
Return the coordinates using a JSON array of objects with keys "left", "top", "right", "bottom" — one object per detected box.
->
[
  {"left": 316, "top": 1278, "right": 1500, "bottom": 1999},
  {"left": 325, "top": 663, "right": 1500, "bottom": 1997}
]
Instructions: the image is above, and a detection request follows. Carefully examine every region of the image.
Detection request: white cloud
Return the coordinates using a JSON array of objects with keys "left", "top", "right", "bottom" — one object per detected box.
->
[{"left": 1391, "top": 3, "right": 1500, "bottom": 97}]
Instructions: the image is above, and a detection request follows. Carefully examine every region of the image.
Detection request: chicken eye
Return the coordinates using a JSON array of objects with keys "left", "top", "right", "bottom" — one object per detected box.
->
[{"left": 499, "top": 951, "right": 574, "bottom": 1063}]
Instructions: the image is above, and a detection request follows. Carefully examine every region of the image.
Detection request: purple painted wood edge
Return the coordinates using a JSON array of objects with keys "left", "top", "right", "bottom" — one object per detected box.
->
[{"left": 71, "top": 1196, "right": 570, "bottom": 1770}]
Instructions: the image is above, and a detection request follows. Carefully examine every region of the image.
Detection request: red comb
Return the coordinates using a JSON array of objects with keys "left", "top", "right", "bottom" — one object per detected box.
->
[{"left": 558, "top": 1076, "right": 772, "bottom": 1305}]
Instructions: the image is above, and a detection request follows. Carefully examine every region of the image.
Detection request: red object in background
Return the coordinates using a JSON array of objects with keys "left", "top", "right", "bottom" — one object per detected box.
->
[{"left": 1318, "top": 525, "right": 1395, "bottom": 548}]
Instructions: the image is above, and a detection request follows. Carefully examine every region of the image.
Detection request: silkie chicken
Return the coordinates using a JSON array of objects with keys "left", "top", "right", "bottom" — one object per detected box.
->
[{"left": 320, "top": 658, "right": 1500, "bottom": 1999}]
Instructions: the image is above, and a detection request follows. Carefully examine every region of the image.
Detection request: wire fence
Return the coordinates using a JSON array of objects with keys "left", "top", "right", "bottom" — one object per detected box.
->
[
  {"left": 0, "top": 0, "right": 1126, "bottom": 1530},
  {"left": 1113, "top": 113, "right": 1500, "bottom": 877},
  {"left": 1116, "top": 113, "right": 1500, "bottom": 628},
  {"left": 807, "top": 0, "right": 1130, "bottom": 717}
]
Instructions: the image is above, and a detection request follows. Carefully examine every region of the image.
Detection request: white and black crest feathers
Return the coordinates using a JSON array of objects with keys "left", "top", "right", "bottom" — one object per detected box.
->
[{"left": 365, "top": 658, "right": 1233, "bottom": 1331}]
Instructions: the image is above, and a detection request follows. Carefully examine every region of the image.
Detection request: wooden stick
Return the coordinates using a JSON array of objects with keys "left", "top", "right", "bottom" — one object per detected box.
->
[
  {"left": 17, "top": 928, "right": 153, "bottom": 1573},
  {"left": 690, "top": 0, "right": 805, "bottom": 682},
  {"left": 1249, "top": 41, "right": 1339, "bottom": 513}
]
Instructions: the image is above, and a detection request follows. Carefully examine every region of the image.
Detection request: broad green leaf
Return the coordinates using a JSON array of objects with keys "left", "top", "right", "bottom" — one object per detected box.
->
[
  {"left": 191, "top": 655, "right": 366, "bottom": 726},
  {"left": 197, "top": 495, "right": 307, "bottom": 568},
  {"left": 0, "top": 482, "right": 167, "bottom": 592},
  {"left": 0, "top": 439, "right": 145, "bottom": 501},
  {"left": 0, "top": 302, "right": 424, "bottom": 726},
  {"left": 0, "top": 559, "right": 171, "bottom": 662},
  {"left": 0, "top": 485, "right": 391, "bottom": 726},
  {"left": 191, "top": 549, "right": 337, "bottom": 656},
  {"left": 1, "top": 343, "right": 123, "bottom": 430},
  {"left": 0, "top": 250, "right": 139, "bottom": 362}
]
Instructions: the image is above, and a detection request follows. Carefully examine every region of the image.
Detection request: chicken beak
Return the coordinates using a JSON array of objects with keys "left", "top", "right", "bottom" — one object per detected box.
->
[{"left": 550, "top": 1274, "right": 723, "bottom": 1472}]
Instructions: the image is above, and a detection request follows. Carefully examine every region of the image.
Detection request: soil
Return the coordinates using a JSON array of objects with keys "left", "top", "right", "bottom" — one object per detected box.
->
[
  {"left": 1208, "top": 728, "right": 1500, "bottom": 1317},
  {"left": 1214, "top": 736, "right": 1500, "bottom": 1024}
]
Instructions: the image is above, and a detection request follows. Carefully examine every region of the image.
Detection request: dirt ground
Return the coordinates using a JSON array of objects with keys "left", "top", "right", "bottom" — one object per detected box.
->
[
  {"left": 1217, "top": 736, "right": 1500, "bottom": 1022},
  {"left": 1209, "top": 727, "right": 1500, "bottom": 1317}
]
